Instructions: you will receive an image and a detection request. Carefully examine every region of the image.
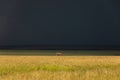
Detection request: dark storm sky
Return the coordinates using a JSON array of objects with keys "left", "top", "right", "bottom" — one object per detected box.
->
[{"left": 0, "top": 0, "right": 120, "bottom": 46}]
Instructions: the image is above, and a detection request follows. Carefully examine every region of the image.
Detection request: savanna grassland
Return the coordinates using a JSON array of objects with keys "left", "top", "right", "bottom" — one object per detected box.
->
[{"left": 0, "top": 56, "right": 120, "bottom": 80}]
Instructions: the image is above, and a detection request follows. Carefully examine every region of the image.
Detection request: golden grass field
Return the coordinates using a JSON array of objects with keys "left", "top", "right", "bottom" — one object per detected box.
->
[{"left": 0, "top": 56, "right": 120, "bottom": 80}]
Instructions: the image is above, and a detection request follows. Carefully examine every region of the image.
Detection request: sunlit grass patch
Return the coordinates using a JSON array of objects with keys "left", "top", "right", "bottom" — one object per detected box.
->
[{"left": 0, "top": 56, "right": 120, "bottom": 80}]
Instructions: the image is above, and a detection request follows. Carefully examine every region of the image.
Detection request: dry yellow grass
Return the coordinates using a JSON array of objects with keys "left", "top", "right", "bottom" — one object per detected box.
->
[{"left": 0, "top": 56, "right": 120, "bottom": 80}]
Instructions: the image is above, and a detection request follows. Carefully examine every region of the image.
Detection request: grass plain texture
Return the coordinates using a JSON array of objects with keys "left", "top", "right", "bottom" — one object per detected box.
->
[
  {"left": 0, "top": 50, "right": 120, "bottom": 55},
  {"left": 0, "top": 56, "right": 119, "bottom": 80}
]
